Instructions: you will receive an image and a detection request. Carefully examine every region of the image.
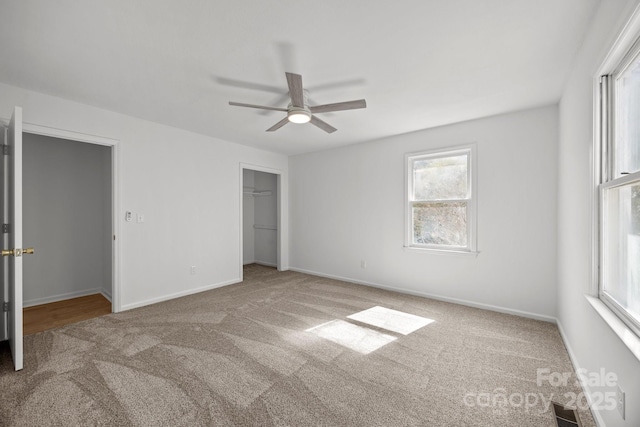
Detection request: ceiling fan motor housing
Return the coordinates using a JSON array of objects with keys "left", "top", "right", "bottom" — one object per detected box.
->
[{"left": 287, "top": 106, "right": 311, "bottom": 123}]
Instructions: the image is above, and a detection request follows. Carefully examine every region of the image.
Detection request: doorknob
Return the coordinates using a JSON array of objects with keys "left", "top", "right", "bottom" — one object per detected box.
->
[{"left": 1, "top": 248, "right": 34, "bottom": 257}]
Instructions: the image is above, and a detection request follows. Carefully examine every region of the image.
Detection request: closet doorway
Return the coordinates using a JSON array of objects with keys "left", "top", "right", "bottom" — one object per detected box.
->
[
  {"left": 240, "top": 165, "right": 281, "bottom": 277},
  {"left": 21, "top": 133, "right": 113, "bottom": 334}
]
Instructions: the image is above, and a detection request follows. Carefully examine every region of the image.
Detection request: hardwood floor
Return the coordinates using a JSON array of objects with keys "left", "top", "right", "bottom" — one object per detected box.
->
[{"left": 23, "top": 294, "right": 112, "bottom": 335}]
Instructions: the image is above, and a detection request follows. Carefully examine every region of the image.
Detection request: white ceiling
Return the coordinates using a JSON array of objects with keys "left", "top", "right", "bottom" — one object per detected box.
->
[{"left": 0, "top": 0, "right": 599, "bottom": 155}]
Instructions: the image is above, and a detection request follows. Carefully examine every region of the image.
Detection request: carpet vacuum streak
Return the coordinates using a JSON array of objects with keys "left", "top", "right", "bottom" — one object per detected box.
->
[{"left": 0, "top": 265, "right": 596, "bottom": 426}]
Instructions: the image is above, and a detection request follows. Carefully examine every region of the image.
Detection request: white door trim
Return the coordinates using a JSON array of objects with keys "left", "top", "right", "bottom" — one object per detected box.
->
[
  {"left": 239, "top": 163, "right": 283, "bottom": 281},
  {"left": 21, "top": 121, "right": 122, "bottom": 313}
]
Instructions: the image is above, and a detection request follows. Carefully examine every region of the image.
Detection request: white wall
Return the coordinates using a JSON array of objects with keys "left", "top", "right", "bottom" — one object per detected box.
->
[
  {"left": 242, "top": 169, "right": 255, "bottom": 264},
  {"left": 290, "top": 105, "right": 558, "bottom": 320},
  {"left": 23, "top": 133, "right": 111, "bottom": 306},
  {"left": 0, "top": 81, "right": 289, "bottom": 311},
  {"left": 558, "top": 1, "right": 640, "bottom": 426},
  {"left": 253, "top": 171, "right": 277, "bottom": 266}
]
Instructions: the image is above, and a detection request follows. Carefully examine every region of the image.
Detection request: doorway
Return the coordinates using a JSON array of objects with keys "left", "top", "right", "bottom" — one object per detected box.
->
[
  {"left": 21, "top": 133, "right": 112, "bottom": 334},
  {"left": 1, "top": 115, "right": 120, "bottom": 349},
  {"left": 240, "top": 165, "right": 282, "bottom": 278}
]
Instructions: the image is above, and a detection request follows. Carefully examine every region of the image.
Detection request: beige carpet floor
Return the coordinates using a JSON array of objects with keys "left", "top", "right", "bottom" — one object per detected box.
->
[{"left": 0, "top": 264, "right": 595, "bottom": 426}]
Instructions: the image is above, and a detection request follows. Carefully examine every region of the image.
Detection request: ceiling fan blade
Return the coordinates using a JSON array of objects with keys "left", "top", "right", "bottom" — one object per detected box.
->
[
  {"left": 266, "top": 117, "right": 290, "bottom": 132},
  {"left": 229, "top": 101, "right": 288, "bottom": 112},
  {"left": 285, "top": 72, "right": 304, "bottom": 107},
  {"left": 310, "top": 116, "right": 337, "bottom": 133},
  {"left": 257, "top": 94, "right": 291, "bottom": 116},
  {"left": 310, "top": 99, "right": 367, "bottom": 114}
]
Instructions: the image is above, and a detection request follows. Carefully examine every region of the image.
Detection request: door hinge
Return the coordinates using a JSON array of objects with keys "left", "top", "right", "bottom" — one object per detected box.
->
[
  {"left": 2, "top": 145, "right": 8, "bottom": 155},
  {"left": 2, "top": 224, "right": 9, "bottom": 233},
  {"left": 2, "top": 302, "right": 8, "bottom": 312}
]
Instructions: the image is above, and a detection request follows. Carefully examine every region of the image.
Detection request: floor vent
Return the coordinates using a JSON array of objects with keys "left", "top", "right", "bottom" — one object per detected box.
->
[{"left": 552, "top": 402, "right": 582, "bottom": 427}]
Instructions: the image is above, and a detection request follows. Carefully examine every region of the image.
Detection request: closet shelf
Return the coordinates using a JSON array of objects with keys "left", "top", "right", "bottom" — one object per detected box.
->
[
  {"left": 253, "top": 225, "right": 277, "bottom": 231},
  {"left": 243, "top": 187, "right": 272, "bottom": 196}
]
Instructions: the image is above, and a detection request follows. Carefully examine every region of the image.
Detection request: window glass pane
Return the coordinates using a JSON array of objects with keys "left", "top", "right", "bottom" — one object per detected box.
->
[
  {"left": 603, "top": 181, "right": 640, "bottom": 325},
  {"left": 615, "top": 54, "right": 640, "bottom": 176},
  {"left": 412, "top": 202, "right": 467, "bottom": 247},
  {"left": 413, "top": 154, "right": 467, "bottom": 200}
]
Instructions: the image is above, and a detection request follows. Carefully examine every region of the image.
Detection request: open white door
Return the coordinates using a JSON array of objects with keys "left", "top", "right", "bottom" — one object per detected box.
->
[{"left": 6, "top": 107, "right": 24, "bottom": 371}]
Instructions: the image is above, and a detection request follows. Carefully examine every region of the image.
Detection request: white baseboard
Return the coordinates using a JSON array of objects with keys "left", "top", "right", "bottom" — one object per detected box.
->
[
  {"left": 120, "top": 278, "right": 241, "bottom": 311},
  {"left": 254, "top": 261, "right": 277, "bottom": 268},
  {"left": 23, "top": 288, "right": 102, "bottom": 308},
  {"left": 556, "top": 320, "right": 605, "bottom": 427},
  {"left": 243, "top": 260, "right": 277, "bottom": 268},
  {"left": 288, "top": 267, "right": 556, "bottom": 323},
  {"left": 100, "top": 288, "right": 112, "bottom": 303}
]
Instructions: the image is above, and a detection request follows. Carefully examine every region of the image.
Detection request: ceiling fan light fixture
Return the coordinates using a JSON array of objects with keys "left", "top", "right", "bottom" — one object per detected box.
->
[{"left": 287, "top": 109, "right": 311, "bottom": 124}]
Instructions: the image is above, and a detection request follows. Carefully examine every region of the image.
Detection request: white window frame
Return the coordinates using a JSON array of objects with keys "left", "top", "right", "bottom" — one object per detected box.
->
[
  {"left": 404, "top": 144, "right": 477, "bottom": 254},
  {"left": 597, "top": 37, "right": 640, "bottom": 338}
]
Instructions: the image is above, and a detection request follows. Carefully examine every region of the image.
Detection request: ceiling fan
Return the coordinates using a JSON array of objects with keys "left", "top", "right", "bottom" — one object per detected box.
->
[{"left": 228, "top": 72, "right": 366, "bottom": 133}]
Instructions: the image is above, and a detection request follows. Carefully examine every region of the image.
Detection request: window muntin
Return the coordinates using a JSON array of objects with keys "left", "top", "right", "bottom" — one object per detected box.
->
[
  {"left": 600, "top": 44, "right": 640, "bottom": 335},
  {"left": 407, "top": 147, "right": 475, "bottom": 252}
]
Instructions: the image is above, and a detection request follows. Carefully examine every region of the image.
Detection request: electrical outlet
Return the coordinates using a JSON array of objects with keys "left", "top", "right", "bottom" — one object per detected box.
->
[
  {"left": 617, "top": 385, "right": 625, "bottom": 419},
  {"left": 190, "top": 266, "right": 196, "bottom": 275},
  {"left": 360, "top": 260, "right": 366, "bottom": 269}
]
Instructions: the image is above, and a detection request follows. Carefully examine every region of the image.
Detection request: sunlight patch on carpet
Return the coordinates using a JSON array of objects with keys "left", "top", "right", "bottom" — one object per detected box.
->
[
  {"left": 347, "top": 306, "right": 434, "bottom": 335},
  {"left": 306, "top": 320, "right": 396, "bottom": 354}
]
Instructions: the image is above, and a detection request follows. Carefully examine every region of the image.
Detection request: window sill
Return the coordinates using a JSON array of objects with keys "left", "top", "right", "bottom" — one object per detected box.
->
[
  {"left": 585, "top": 295, "right": 640, "bottom": 362},
  {"left": 402, "top": 246, "right": 479, "bottom": 257}
]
